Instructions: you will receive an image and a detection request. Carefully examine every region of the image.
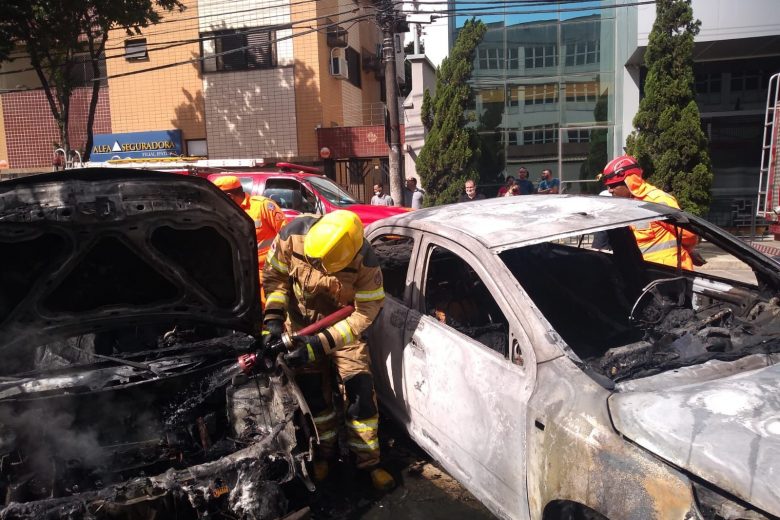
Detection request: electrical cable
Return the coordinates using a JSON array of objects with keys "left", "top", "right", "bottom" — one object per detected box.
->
[{"left": 0, "top": 4, "right": 368, "bottom": 78}]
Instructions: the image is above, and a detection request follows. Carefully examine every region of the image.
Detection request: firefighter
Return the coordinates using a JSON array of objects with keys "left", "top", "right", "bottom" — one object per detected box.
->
[
  {"left": 262, "top": 210, "right": 395, "bottom": 491},
  {"left": 213, "top": 175, "right": 286, "bottom": 279},
  {"left": 600, "top": 155, "right": 697, "bottom": 270}
]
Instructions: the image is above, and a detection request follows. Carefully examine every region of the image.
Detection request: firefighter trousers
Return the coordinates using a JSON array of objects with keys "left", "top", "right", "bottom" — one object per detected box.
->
[{"left": 290, "top": 336, "right": 381, "bottom": 469}]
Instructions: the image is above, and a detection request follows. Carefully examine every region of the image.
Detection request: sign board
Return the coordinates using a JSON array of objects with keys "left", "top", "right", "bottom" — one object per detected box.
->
[{"left": 91, "top": 130, "right": 183, "bottom": 161}]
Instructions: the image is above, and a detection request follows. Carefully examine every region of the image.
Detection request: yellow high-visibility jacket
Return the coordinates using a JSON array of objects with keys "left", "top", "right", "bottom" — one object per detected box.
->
[{"left": 627, "top": 178, "right": 697, "bottom": 270}]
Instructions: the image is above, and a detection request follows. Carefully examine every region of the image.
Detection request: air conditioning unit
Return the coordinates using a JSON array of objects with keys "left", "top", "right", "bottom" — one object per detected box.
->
[{"left": 330, "top": 48, "right": 349, "bottom": 80}]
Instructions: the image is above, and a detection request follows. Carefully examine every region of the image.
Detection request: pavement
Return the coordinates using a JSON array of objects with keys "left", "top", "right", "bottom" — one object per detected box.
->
[{"left": 697, "top": 238, "right": 780, "bottom": 284}]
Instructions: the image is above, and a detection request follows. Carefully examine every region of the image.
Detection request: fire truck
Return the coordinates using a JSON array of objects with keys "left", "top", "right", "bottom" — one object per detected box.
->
[{"left": 758, "top": 72, "right": 780, "bottom": 239}]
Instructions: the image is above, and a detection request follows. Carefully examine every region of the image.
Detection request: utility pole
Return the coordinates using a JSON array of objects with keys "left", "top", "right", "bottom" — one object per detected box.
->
[{"left": 378, "top": 0, "right": 403, "bottom": 207}]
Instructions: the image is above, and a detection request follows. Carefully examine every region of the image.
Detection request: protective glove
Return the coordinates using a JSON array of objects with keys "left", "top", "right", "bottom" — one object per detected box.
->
[
  {"left": 262, "top": 320, "right": 285, "bottom": 350},
  {"left": 284, "top": 334, "right": 326, "bottom": 368}
]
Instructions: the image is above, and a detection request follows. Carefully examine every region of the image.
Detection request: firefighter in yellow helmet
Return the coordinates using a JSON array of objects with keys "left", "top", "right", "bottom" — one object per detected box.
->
[
  {"left": 262, "top": 210, "right": 395, "bottom": 491},
  {"left": 600, "top": 155, "right": 698, "bottom": 270},
  {"left": 213, "top": 175, "right": 286, "bottom": 282}
]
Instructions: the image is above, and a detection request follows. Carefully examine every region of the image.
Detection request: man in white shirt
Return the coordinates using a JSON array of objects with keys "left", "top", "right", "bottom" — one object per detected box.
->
[{"left": 370, "top": 183, "right": 394, "bottom": 206}]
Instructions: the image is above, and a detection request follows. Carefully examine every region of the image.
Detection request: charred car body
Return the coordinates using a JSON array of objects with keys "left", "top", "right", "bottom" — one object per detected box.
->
[
  {"left": 366, "top": 196, "right": 780, "bottom": 520},
  {"left": 0, "top": 170, "right": 316, "bottom": 519}
]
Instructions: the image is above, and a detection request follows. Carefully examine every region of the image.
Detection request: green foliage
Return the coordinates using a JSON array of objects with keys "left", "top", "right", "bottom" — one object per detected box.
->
[
  {"left": 0, "top": 0, "right": 184, "bottom": 157},
  {"left": 625, "top": 0, "right": 713, "bottom": 215},
  {"left": 416, "top": 18, "right": 487, "bottom": 206}
]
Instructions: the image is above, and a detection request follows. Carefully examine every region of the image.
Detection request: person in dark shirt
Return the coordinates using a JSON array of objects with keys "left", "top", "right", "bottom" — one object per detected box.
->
[
  {"left": 516, "top": 167, "right": 535, "bottom": 195},
  {"left": 458, "top": 179, "right": 485, "bottom": 202}
]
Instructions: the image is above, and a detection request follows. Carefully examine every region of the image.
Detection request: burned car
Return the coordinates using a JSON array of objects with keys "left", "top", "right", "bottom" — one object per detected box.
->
[
  {"left": 0, "top": 169, "right": 316, "bottom": 519},
  {"left": 366, "top": 196, "right": 780, "bottom": 520}
]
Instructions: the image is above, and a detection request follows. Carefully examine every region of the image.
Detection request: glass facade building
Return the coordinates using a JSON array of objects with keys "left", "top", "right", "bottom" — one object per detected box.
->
[
  {"left": 448, "top": 1, "right": 780, "bottom": 228},
  {"left": 452, "top": 1, "right": 616, "bottom": 194}
]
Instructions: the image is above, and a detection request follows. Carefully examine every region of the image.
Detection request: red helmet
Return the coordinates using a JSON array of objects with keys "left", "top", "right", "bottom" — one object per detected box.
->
[{"left": 601, "top": 155, "right": 642, "bottom": 185}]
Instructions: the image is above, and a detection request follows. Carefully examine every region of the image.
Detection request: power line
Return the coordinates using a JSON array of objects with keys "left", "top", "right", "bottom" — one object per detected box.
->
[
  {"left": 401, "top": 0, "right": 656, "bottom": 16},
  {"left": 0, "top": 3, "right": 367, "bottom": 77},
  {"left": 127, "top": 0, "right": 371, "bottom": 40}
]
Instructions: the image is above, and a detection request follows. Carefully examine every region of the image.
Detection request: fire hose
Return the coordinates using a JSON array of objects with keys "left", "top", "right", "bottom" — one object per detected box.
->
[{"left": 237, "top": 305, "right": 355, "bottom": 374}]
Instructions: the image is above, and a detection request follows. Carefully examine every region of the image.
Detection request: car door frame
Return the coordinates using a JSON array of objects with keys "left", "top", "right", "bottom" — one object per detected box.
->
[
  {"left": 366, "top": 225, "right": 425, "bottom": 426},
  {"left": 404, "top": 231, "right": 536, "bottom": 520}
]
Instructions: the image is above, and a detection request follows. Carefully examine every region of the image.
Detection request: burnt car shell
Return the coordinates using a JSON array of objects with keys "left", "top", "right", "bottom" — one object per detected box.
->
[{"left": 0, "top": 169, "right": 314, "bottom": 519}]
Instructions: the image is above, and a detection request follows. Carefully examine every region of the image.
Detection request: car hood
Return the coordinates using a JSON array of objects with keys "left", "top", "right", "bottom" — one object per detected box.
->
[
  {"left": 0, "top": 168, "right": 262, "bottom": 350},
  {"left": 609, "top": 363, "right": 780, "bottom": 516},
  {"left": 343, "top": 203, "right": 409, "bottom": 225}
]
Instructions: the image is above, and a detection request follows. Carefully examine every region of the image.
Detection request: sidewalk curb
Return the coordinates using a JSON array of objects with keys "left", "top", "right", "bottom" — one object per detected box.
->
[{"left": 749, "top": 242, "right": 780, "bottom": 258}]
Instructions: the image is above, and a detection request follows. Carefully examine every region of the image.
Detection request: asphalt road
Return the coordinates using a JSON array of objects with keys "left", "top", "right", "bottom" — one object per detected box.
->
[{"left": 285, "top": 417, "right": 495, "bottom": 520}]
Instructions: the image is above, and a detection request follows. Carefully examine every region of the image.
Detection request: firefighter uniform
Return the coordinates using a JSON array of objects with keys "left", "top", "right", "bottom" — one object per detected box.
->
[
  {"left": 239, "top": 194, "right": 286, "bottom": 273},
  {"left": 601, "top": 156, "right": 697, "bottom": 270},
  {"left": 212, "top": 176, "right": 286, "bottom": 284},
  {"left": 263, "top": 215, "right": 386, "bottom": 470},
  {"left": 625, "top": 175, "right": 697, "bottom": 270}
]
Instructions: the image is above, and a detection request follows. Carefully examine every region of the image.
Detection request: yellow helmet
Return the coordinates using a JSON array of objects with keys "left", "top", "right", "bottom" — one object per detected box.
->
[{"left": 304, "top": 210, "right": 364, "bottom": 273}]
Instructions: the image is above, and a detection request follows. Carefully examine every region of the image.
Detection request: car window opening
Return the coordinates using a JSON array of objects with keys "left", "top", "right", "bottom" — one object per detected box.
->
[
  {"left": 372, "top": 234, "right": 414, "bottom": 299},
  {"left": 499, "top": 221, "right": 780, "bottom": 385},
  {"left": 424, "top": 246, "right": 509, "bottom": 357}
]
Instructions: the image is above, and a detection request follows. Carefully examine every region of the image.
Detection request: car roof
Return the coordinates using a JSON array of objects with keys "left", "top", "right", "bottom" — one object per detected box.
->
[{"left": 370, "top": 195, "right": 681, "bottom": 250}]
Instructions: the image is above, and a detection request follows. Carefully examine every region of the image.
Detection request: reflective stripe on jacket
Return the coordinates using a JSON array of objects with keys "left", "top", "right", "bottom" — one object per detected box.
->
[
  {"left": 263, "top": 216, "right": 385, "bottom": 353},
  {"left": 627, "top": 180, "right": 696, "bottom": 270}
]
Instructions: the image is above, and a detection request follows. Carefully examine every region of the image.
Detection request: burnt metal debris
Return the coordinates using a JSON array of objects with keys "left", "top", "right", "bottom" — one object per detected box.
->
[{"left": 0, "top": 331, "right": 316, "bottom": 520}]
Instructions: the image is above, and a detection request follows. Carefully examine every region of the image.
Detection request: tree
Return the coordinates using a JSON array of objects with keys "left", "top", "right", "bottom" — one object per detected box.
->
[
  {"left": 0, "top": 0, "right": 183, "bottom": 161},
  {"left": 416, "top": 18, "right": 486, "bottom": 206},
  {"left": 624, "top": 0, "right": 713, "bottom": 216}
]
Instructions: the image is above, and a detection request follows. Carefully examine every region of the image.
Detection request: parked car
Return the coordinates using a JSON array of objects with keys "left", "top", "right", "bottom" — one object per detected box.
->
[
  {"left": 365, "top": 195, "right": 780, "bottom": 520},
  {"left": 207, "top": 164, "right": 408, "bottom": 225},
  {"left": 0, "top": 169, "right": 315, "bottom": 519}
]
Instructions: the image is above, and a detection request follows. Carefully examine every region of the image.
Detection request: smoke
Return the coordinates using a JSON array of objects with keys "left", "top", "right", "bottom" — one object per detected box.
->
[{"left": 0, "top": 404, "right": 107, "bottom": 474}]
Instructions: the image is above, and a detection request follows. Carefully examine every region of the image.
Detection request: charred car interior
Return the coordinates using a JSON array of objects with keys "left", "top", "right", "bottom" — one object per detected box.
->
[
  {"left": 499, "top": 220, "right": 780, "bottom": 386},
  {"left": 374, "top": 217, "right": 780, "bottom": 387},
  {"left": 0, "top": 170, "right": 315, "bottom": 519}
]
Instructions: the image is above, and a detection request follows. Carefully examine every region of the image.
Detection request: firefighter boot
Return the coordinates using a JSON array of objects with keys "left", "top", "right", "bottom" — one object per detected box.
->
[{"left": 370, "top": 467, "right": 395, "bottom": 491}]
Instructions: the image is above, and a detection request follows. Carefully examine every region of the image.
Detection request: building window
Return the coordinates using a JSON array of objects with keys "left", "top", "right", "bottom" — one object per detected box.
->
[
  {"left": 68, "top": 53, "right": 107, "bottom": 87},
  {"left": 565, "top": 82, "right": 598, "bottom": 103},
  {"left": 345, "top": 46, "right": 362, "bottom": 88},
  {"left": 187, "top": 139, "right": 208, "bottom": 157},
  {"left": 524, "top": 124, "right": 559, "bottom": 145},
  {"left": 729, "top": 70, "right": 763, "bottom": 104},
  {"left": 567, "top": 128, "right": 591, "bottom": 143},
  {"left": 507, "top": 86, "right": 520, "bottom": 108},
  {"left": 201, "top": 28, "right": 276, "bottom": 72},
  {"left": 525, "top": 84, "right": 558, "bottom": 106},
  {"left": 525, "top": 45, "right": 557, "bottom": 69},
  {"left": 695, "top": 72, "right": 722, "bottom": 105},
  {"left": 507, "top": 47, "right": 520, "bottom": 70},
  {"left": 478, "top": 47, "right": 504, "bottom": 70},
  {"left": 508, "top": 131, "right": 518, "bottom": 146},
  {"left": 125, "top": 39, "right": 148, "bottom": 61},
  {"left": 565, "top": 41, "right": 599, "bottom": 66}
]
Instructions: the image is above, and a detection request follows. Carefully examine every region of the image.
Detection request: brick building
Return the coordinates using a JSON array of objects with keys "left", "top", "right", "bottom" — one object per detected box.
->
[{"left": 0, "top": 0, "right": 405, "bottom": 200}]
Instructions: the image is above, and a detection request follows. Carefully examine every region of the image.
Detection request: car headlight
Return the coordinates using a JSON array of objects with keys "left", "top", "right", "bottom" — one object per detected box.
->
[{"left": 692, "top": 481, "right": 772, "bottom": 520}]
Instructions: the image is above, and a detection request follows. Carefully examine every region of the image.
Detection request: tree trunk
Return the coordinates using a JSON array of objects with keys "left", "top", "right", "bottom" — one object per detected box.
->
[{"left": 84, "top": 33, "right": 107, "bottom": 162}]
